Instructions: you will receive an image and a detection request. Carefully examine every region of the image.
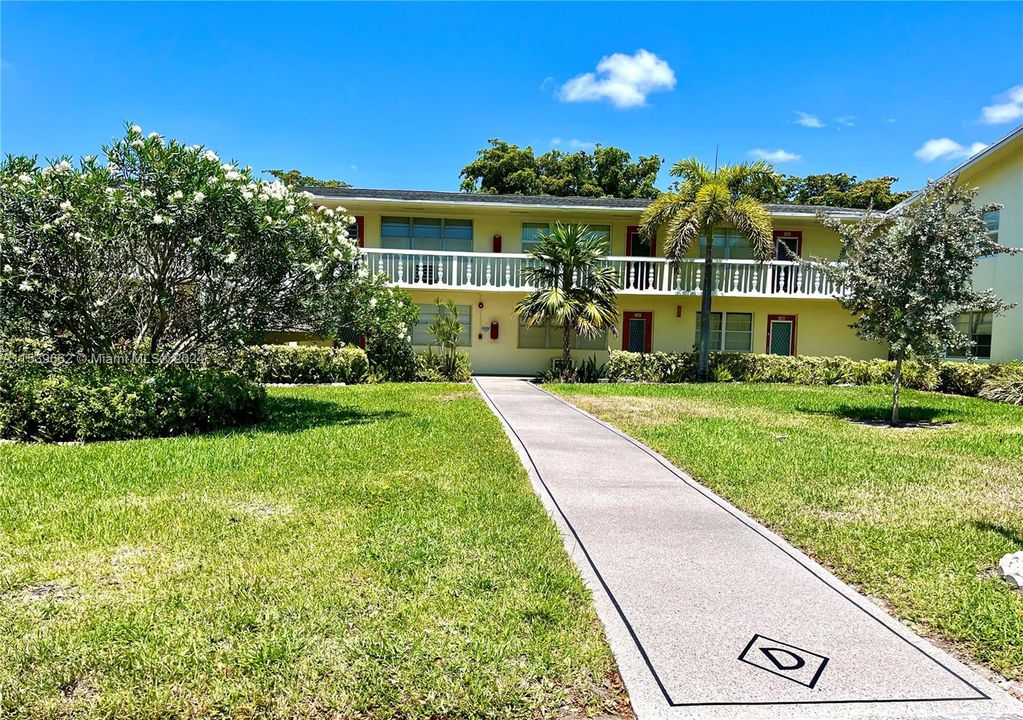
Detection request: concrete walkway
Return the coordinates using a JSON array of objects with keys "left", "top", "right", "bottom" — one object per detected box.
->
[{"left": 474, "top": 377, "right": 1023, "bottom": 720}]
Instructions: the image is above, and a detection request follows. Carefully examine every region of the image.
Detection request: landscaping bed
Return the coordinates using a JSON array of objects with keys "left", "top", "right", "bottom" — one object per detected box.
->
[
  {"left": 549, "top": 382, "right": 1023, "bottom": 680},
  {"left": 0, "top": 384, "right": 624, "bottom": 718}
]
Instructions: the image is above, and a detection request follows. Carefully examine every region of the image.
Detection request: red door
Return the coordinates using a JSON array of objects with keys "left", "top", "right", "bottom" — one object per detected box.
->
[
  {"left": 626, "top": 226, "right": 655, "bottom": 290},
  {"left": 622, "top": 311, "right": 653, "bottom": 353}
]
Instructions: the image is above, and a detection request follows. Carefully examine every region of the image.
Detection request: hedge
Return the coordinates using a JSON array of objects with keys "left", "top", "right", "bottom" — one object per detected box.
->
[
  {"left": 0, "top": 364, "right": 266, "bottom": 442},
  {"left": 415, "top": 351, "right": 472, "bottom": 382},
  {"left": 603, "top": 350, "right": 1015, "bottom": 398},
  {"left": 225, "top": 345, "right": 370, "bottom": 384}
]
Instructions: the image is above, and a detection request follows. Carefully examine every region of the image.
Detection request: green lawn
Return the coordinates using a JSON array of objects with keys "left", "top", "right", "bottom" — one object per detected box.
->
[
  {"left": 0, "top": 384, "right": 625, "bottom": 719},
  {"left": 549, "top": 382, "right": 1023, "bottom": 680}
]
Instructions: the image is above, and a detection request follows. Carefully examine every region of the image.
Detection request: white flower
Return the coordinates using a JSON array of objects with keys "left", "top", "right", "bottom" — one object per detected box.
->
[
  {"left": 263, "top": 215, "right": 272, "bottom": 223},
  {"left": 3, "top": 265, "right": 11, "bottom": 273},
  {"left": 193, "top": 191, "right": 205, "bottom": 203},
  {"left": 131, "top": 139, "right": 144, "bottom": 148},
  {"left": 59, "top": 200, "right": 73, "bottom": 211},
  {"left": 241, "top": 189, "right": 253, "bottom": 200},
  {"left": 222, "top": 163, "right": 234, "bottom": 171},
  {"left": 18, "top": 281, "right": 32, "bottom": 291},
  {"left": 285, "top": 204, "right": 295, "bottom": 214},
  {"left": 18, "top": 173, "right": 31, "bottom": 183},
  {"left": 148, "top": 131, "right": 160, "bottom": 139},
  {"left": 208, "top": 177, "right": 219, "bottom": 186},
  {"left": 130, "top": 124, "right": 142, "bottom": 134},
  {"left": 141, "top": 189, "right": 154, "bottom": 198},
  {"left": 224, "top": 251, "right": 237, "bottom": 264},
  {"left": 369, "top": 298, "right": 378, "bottom": 307},
  {"left": 170, "top": 190, "right": 184, "bottom": 201},
  {"left": 107, "top": 164, "right": 118, "bottom": 174},
  {"left": 204, "top": 150, "right": 219, "bottom": 162},
  {"left": 225, "top": 171, "right": 240, "bottom": 181},
  {"left": 152, "top": 213, "right": 165, "bottom": 225}
]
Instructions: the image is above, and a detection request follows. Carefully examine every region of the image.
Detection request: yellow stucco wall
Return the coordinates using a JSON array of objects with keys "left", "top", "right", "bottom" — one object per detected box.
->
[
  {"left": 959, "top": 136, "right": 1023, "bottom": 363},
  {"left": 407, "top": 290, "right": 884, "bottom": 375},
  {"left": 327, "top": 200, "right": 849, "bottom": 261}
]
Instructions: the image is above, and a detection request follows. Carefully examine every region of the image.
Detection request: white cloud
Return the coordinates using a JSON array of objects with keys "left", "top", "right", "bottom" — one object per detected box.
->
[
  {"left": 980, "top": 85, "right": 1023, "bottom": 124},
  {"left": 748, "top": 148, "right": 802, "bottom": 163},
  {"left": 349, "top": 164, "right": 358, "bottom": 172},
  {"left": 794, "top": 111, "right": 824, "bottom": 128},
  {"left": 914, "top": 138, "right": 987, "bottom": 162},
  {"left": 550, "top": 137, "right": 562, "bottom": 146},
  {"left": 558, "top": 49, "right": 675, "bottom": 109},
  {"left": 539, "top": 76, "right": 555, "bottom": 92},
  {"left": 835, "top": 115, "right": 855, "bottom": 127},
  {"left": 549, "top": 138, "right": 597, "bottom": 151}
]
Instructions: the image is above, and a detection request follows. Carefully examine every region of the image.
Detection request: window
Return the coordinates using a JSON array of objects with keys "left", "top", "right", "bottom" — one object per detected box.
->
[
  {"left": 521, "top": 223, "right": 549, "bottom": 252},
  {"left": 948, "top": 312, "right": 993, "bottom": 359},
  {"left": 983, "top": 210, "right": 1000, "bottom": 243},
  {"left": 517, "top": 318, "right": 607, "bottom": 350},
  {"left": 521, "top": 223, "right": 611, "bottom": 252},
  {"left": 381, "top": 217, "right": 473, "bottom": 252},
  {"left": 694, "top": 312, "right": 753, "bottom": 352},
  {"left": 412, "top": 303, "right": 472, "bottom": 347},
  {"left": 698, "top": 230, "right": 753, "bottom": 259}
]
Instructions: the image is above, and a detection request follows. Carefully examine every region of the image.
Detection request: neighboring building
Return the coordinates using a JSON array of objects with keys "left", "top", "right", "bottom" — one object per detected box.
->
[
  {"left": 304, "top": 128, "right": 1021, "bottom": 375},
  {"left": 894, "top": 124, "right": 1023, "bottom": 365}
]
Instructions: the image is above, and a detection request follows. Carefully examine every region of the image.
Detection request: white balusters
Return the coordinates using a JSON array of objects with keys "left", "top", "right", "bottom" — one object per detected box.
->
[
  {"left": 484, "top": 261, "right": 492, "bottom": 287},
  {"left": 504, "top": 263, "right": 511, "bottom": 287}
]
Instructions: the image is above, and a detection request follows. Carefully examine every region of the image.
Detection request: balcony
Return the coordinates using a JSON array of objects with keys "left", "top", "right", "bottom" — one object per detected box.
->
[{"left": 362, "top": 248, "right": 842, "bottom": 299}]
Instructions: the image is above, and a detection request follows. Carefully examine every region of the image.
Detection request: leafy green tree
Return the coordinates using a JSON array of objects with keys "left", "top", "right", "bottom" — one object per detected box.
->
[
  {"left": 265, "top": 169, "right": 350, "bottom": 189},
  {"left": 814, "top": 176, "right": 1017, "bottom": 424},
  {"left": 0, "top": 125, "right": 360, "bottom": 362},
  {"left": 460, "top": 139, "right": 661, "bottom": 198},
  {"left": 426, "top": 299, "right": 465, "bottom": 379},
  {"left": 515, "top": 223, "right": 619, "bottom": 368},
  {"left": 642, "top": 159, "right": 776, "bottom": 381},
  {"left": 741, "top": 173, "right": 912, "bottom": 210}
]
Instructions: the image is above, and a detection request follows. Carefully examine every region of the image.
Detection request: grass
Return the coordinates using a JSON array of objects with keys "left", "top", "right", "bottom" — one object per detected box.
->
[
  {"left": 548, "top": 382, "right": 1023, "bottom": 680},
  {"left": 0, "top": 384, "right": 624, "bottom": 719}
]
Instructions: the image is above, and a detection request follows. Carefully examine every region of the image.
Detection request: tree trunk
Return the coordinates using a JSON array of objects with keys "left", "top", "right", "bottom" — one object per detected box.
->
[
  {"left": 891, "top": 354, "right": 904, "bottom": 425},
  {"left": 697, "top": 228, "right": 715, "bottom": 382},
  {"left": 562, "top": 322, "right": 573, "bottom": 370}
]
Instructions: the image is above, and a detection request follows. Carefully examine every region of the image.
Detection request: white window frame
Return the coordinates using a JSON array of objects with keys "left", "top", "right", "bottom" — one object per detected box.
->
[
  {"left": 413, "top": 303, "right": 472, "bottom": 348},
  {"left": 381, "top": 217, "right": 474, "bottom": 252},
  {"left": 694, "top": 311, "right": 753, "bottom": 352}
]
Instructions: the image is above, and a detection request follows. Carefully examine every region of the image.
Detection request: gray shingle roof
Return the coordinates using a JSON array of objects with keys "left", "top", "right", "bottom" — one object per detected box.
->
[{"left": 302, "top": 187, "right": 865, "bottom": 216}]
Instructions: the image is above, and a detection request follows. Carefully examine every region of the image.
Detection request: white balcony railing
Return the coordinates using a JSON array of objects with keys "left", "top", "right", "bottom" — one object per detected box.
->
[{"left": 362, "top": 247, "right": 842, "bottom": 299}]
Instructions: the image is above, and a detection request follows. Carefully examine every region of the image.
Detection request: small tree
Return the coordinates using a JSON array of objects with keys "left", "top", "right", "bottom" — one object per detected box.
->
[
  {"left": 515, "top": 223, "right": 619, "bottom": 369},
  {"left": 426, "top": 299, "right": 464, "bottom": 379},
  {"left": 335, "top": 273, "right": 418, "bottom": 380},
  {"left": 814, "top": 176, "right": 1017, "bottom": 424}
]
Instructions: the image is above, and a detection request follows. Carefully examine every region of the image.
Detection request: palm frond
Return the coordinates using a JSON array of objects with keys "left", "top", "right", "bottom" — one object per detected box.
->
[{"left": 726, "top": 197, "right": 774, "bottom": 261}]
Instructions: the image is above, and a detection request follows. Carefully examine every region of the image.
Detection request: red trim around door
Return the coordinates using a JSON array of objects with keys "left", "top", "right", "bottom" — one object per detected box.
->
[
  {"left": 626, "top": 226, "right": 650, "bottom": 256},
  {"left": 622, "top": 311, "right": 653, "bottom": 353},
  {"left": 766, "top": 314, "right": 798, "bottom": 355},
  {"left": 354, "top": 216, "right": 366, "bottom": 248},
  {"left": 773, "top": 230, "right": 803, "bottom": 259}
]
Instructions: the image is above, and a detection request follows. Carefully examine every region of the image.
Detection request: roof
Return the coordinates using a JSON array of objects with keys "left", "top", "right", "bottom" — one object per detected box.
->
[
  {"left": 891, "top": 123, "right": 1023, "bottom": 212},
  {"left": 303, "top": 186, "right": 866, "bottom": 217}
]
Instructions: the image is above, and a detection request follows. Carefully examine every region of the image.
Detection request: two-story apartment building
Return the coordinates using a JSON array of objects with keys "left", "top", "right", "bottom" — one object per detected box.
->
[{"left": 303, "top": 125, "right": 1021, "bottom": 375}]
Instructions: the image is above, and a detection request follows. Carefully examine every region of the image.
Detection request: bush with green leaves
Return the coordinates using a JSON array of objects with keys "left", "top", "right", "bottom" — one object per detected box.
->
[
  {"left": 0, "top": 363, "right": 265, "bottom": 442},
  {"left": 0, "top": 124, "right": 360, "bottom": 362},
  {"left": 603, "top": 350, "right": 1019, "bottom": 401},
  {"left": 416, "top": 350, "right": 472, "bottom": 382},
  {"left": 336, "top": 274, "right": 418, "bottom": 381},
  {"left": 979, "top": 367, "right": 1023, "bottom": 406},
  {"left": 225, "top": 345, "right": 368, "bottom": 384}
]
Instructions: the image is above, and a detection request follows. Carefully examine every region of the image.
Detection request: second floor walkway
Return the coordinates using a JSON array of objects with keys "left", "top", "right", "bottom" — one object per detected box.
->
[{"left": 363, "top": 247, "right": 842, "bottom": 299}]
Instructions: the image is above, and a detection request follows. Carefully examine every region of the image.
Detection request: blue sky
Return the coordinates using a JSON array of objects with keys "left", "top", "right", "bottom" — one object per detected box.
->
[{"left": 2, "top": 2, "right": 1021, "bottom": 193}]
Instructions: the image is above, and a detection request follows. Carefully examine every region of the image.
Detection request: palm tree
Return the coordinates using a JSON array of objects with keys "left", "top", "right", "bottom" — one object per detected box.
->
[
  {"left": 516, "top": 223, "right": 619, "bottom": 370},
  {"left": 641, "top": 159, "right": 776, "bottom": 381}
]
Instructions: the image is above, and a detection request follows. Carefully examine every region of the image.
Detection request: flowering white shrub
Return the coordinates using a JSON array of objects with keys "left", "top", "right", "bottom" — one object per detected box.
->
[{"left": 0, "top": 124, "right": 360, "bottom": 362}]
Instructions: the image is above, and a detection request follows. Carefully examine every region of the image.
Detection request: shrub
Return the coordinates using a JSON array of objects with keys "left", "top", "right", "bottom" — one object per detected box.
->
[
  {"left": 0, "top": 364, "right": 265, "bottom": 442},
  {"left": 416, "top": 351, "right": 472, "bottom": 382},
  {"left": 603, "top": 350, "right": 1011, "bottom": 399},
  {"left": 226, "top": 345, "right": 369, "bottom": 384},
  {"left": 979, "top": 368, "right": 1023, "bottom": 406}
]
